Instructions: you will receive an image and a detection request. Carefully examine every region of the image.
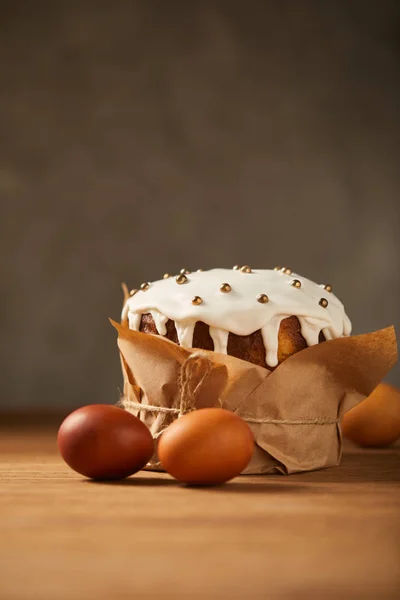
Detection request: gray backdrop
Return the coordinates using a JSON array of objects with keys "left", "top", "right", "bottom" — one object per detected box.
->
[{"left": 1, "top": 1, "right": 399, "bottom": 410}]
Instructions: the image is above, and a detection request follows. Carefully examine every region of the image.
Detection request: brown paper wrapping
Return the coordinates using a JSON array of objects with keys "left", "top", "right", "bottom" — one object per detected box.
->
[{"left": 112, "top": 321, "right": 397, "bottom": 475}]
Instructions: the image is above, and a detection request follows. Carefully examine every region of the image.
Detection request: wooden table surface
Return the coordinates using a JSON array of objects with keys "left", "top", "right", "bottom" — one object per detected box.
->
[{"left": 0, "top": 429, "right": 399, "bottom": 600}]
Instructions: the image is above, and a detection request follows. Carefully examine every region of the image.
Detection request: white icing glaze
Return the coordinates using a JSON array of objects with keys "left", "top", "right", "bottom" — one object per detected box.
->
[
  {"left": 298, "top": 317, "right": 323, "bottom": 348},
  {"left": 122, "top": 268, "right": 352, "bottom": 367},
  {"left": 128, "top": 312, "right": 141, "bottom": 331},
  {"left": 175, "top": 322, "right": 195, "bottom": 348},
  {"left": 209, "top": 326, "right": 229, "bottom": 355},
  {"left": 261, "top": 315, "right": 285, "bottom": 368},
  {"left": 150, "top": 310, "right": 169, "bottom": 336}
]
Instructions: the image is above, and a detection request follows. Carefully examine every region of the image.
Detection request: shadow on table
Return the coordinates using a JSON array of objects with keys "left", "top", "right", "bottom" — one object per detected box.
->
[
  {"left": 84, "top": 476, "right": 320, "bottom": 494},
  {"left": 288, "top": 449, "right": 400, "bottom": 483},
  {"left": 83, "top": 446, "right": 400, "bottom": 489}
]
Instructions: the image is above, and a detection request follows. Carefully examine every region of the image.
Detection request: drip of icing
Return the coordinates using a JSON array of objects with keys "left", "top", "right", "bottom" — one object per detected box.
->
[
  {"left": 175, "top": 321, "right": 195, "bottom": 348},
  {"left": 298, "top": 317, "right": 323, "bottom": 347},
  {"left": 322, "top": 327, "right": 333, "bottom": 341},
  {"left": 150, "top": 310, "right": 169, "bottom": 336},
  {"left": 343, "top": 314, "right": 352, "bottom": 336},
  {"left": 128, "top": 313, "right": 141, "bottom": 331},
  {"left": 209, "top": 327, "right": 229, "bottom": 354},
  {"left": 261, "top": 315, "right": 285, "bottom": 367}
]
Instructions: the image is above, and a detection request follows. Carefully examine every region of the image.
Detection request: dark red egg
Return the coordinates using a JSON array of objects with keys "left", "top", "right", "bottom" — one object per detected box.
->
[{"left": 57, "top": 404, "right": 154, "bottom": 479}]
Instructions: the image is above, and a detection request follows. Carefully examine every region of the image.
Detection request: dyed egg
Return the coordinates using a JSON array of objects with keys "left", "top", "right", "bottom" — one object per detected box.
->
[
  {"left": 158, "top": 408, "right": 254, "bottom": 485},
  {"left": 58, "top": 404, "right": 154, "bottom": 479},
  {"left": 342, "top": 383, "right": 400, "bottom": 447}
]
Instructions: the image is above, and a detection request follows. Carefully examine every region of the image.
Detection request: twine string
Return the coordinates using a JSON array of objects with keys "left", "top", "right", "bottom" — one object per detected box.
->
[
  {"left": 243, "top": 416, "right": 338, "bottom": 425},
  {"left": 177, "top": 353, "right": 213, "bottom": 416},
  {"left": 121, "top": 398, "right": 338, "bottom": 426}
]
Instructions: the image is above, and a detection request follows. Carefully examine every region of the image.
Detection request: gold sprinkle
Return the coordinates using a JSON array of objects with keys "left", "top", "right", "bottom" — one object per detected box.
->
[
  {"left": 140, "top": 282, "right": 150, "bottom": 291},
  {"left": 273, "top": 266, "right": 282, "bottom": 271},
  {"left": 220, "top": 283, "right": 232, "bottom": 293},
  {"left": 129, "top": 288, "right": 138, "bottom": 296},
  {"left": 191, "top": 296, "right": 203, "bottom": 305},
  {"left": 163, "top": 273, "right": 171, "bottom": 279},
  {"left": 290, "top": 279, "right": 302, "bottom": 288},
  {"left": 257, "top": 293, "right": 269, "bottom": 304},
  {"left": 319, "top": 298, "right": 329, "bottom": 308},
  {"left": 233, "top": 265, "right": 241, "bottom": 270},
  {"left": 240, "top": 265, "right": 252, "bottom": 273},
  {"left": 323, "top": 284, "right": 333, "bottom": 293},
  {"left": 176, "top": 274, "right": 188, "bottom": 285},
  {"left": 180, "top": 268, "right": 190, "bottom": 275},
  {"left": 197, "top": 268, "right": 204, "bottom": 272},
  {"left": 281, "top": 267, "right": 292, "bottom": 275}
]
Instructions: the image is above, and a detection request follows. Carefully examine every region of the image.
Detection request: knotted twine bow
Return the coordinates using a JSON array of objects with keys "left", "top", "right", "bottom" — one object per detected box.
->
[
  {"left": 121, "top": 352, "right": 214, "bottom": 440},
  {"left": 178, "top": 352, "right": 213, "bottom": 415}
]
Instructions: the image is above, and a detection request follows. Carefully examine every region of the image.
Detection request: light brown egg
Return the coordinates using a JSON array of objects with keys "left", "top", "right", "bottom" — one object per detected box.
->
[
  {"left": 158, "top": 408, "right": 254, "bottom": 485},
  {"left": 342, "top": 383, "right": 400, "bottom": 447},
  {"left": 58, "top": 404, "right": 154, "bottom": 479}
]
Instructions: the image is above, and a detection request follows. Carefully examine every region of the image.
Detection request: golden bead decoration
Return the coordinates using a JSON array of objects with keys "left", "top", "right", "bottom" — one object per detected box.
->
[
  {"left": 323, "top": 284, "right": 333, "bottom": 293},
  {"left": 176, "top": 274, "right": 188, "bottom": 285},
  {"left": 220, "top": 283, "right": 232, "bottom": 293},
  {"left": 319, "top": 298, "right": 329, "bottom": 308},
  {"left": 281, "top": 267, "right": 292, "bottom": 275},
  {"left": 140, "top": 282, "right": 150, "bottom": 291},
  {"left": 290, "top": 279, "right": 302, "bottom": 288},
  {"left": 129, "top": 288, "right": 138, "bottom": 296},
  {"left": 273, "top": 266, "right": 282, "bottom": 271},
  {"left": 233, "top": 265, "right": 241, "bottom": 270},
  {"left": 240, "top": 265, "right": 252, "bottom": 273},
  {"left": 257, "top": 293, "right": 269, "bottom": 304},
  {"left": 163, "top": 273, "right": 171, "bottom": 279},
  {"left": 180, "top": 268, "right": 190, "bottom": 275},
  {"left": 191, "top": 296, "right": 203, "bottom": 305}
]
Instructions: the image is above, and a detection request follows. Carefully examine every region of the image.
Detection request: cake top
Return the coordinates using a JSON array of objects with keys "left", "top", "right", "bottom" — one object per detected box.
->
[{"left": 121, "top": 266, "right": 352, "bottom": 367}]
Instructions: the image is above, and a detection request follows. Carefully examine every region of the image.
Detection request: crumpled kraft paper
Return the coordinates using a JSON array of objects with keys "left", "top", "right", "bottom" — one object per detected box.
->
[{"left": 112, "top": 320, "right": 397, "bottom": 474}]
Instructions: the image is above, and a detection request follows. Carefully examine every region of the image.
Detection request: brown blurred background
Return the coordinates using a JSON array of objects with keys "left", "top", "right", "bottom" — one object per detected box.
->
[{"left": 0, "top": 1, "right": 399, "bottom": 413}]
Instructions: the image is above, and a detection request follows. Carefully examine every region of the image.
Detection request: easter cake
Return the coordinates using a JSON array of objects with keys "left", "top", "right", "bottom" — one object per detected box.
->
[{"left": 121, "top": 266, "right": 352, "bottom": 370}]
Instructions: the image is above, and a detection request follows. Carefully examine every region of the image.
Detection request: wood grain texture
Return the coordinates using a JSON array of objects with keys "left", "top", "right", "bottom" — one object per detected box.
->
[{"left": 0, "top": 430, "right": 399, "bottom": 600}]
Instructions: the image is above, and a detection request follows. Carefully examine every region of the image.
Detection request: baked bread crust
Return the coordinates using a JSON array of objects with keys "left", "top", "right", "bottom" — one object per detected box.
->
[{"left": 139, "top": 313, "right": 325, "bottom": 368}]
